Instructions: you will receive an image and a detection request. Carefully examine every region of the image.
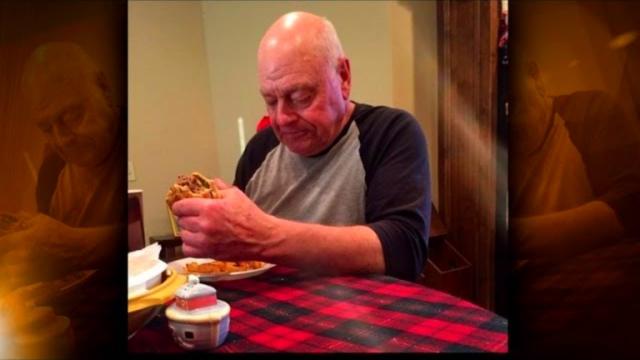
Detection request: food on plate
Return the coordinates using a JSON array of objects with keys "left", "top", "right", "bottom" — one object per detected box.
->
[
  {"left": 185, "top": 260, "right": 265, "bottom": 274},
  {"left": 166, "top": 172, "right": 221, "bottom": 208}
]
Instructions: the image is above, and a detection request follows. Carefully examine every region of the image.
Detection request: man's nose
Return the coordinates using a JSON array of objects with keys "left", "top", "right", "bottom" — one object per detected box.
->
[
  {"left": 275, "top": 101, "right": 297, "bottom": 127},
  {"left": 53, "top": 123, "right": 75, "bottom": 145}
]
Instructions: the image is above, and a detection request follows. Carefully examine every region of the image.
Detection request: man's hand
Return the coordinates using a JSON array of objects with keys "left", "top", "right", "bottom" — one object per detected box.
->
[
  {"left": 512, "top": 201, "right": 625, "bottom": 261},
  {"left": 172, "top": 179, "right": 275, "bottom": 260},
  {"left": 173, "top": 179, "right": 385, "bottom": 276},
  {"left": 1, "top": 213, "right": 71, "bottom": 252},
  {"left": 1, "top": 214, "right": 73, "bottom": 287}
]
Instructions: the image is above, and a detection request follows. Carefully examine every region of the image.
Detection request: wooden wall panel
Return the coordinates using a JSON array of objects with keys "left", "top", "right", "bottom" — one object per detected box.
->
[{"left": 437, "top": 0, "right": 499, "bottom": 309}]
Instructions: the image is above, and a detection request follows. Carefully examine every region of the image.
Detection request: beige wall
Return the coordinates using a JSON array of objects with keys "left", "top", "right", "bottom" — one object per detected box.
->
[
  {"left": 411, "top": 0, "right": 439, "bottom": 207},
  {"left": 202, "top": 0, "right": 438, "bottom": 203},
  {"left": 128, "top": 0, "right": 439, "bottom": 238},
  {"left": 201, "top": 1, "right": 395, "bottom": 183},
  {"left": 391, "top": 2, "right": 415, "bottom": 113},
  {"left": 519, "top": 1, "right": 637, "bottom": 132},
  {"left": 128, "top": 1, "right": 219, "bottom": 240},
  {"left": 520, "top": 1, "right": 626, "bottom": 97}
]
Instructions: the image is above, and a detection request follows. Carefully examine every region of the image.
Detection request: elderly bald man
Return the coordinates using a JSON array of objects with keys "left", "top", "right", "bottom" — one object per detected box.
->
[
  {"left": 2, "top": 42, "right": 124, "bottom": 281},
  {"left": 1, "top": 41, "right": 124, "bottom": 354},
  {"left": 173, "top": 12, "right": 431, "bottom": 281},
  {"left": 511, "top": 60, "right": 639, "bottom": 261}
]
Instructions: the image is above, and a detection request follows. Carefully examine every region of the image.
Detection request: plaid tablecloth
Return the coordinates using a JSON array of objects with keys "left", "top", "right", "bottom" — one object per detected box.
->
[
  {"left": 129, "top": 267, "right": 507, "bottom": 353},
  {"left": 513, "top": 239, "right": 640, "bottom": 357}
]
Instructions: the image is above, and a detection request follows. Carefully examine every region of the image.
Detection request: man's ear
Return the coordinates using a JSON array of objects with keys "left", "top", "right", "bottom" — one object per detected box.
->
[
  {"left": 95, "top": 71, "right": 117, "bottom": 112},
  {"left": 527, "top": 61, "right": 541, "bottom": 80},
  {"left": 337, "top": 57, "right": 351, "bottom": 100},
  {"left": 95, "top": 71, "right": 109, "bottom": 93},
  {"left": 527, "top": 61, "right": 547, "bottom": 98}
]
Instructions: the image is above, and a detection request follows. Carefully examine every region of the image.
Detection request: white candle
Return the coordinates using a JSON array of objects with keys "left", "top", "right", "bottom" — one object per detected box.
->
[
  {"left": 23, "top": 152, "right": 37, "bottom": 184},
  {"left": 237, "top": 116, "right": 246, "bottom": 154}
]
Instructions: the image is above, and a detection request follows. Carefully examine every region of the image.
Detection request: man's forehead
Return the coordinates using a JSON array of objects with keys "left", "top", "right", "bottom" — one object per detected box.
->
[
  {"left": 260, "top": 52, "right": 322, "bottom": 83},
  {"left": 259, "top": 80, "right": 315, "bottom": 96},
  {"left": 30, "top": 79, "right": 91, "bottom": 120},
  {"left": 259, "top": 55, "right": 318, "bottom": 86},
  {"left": 33, "top": 94, "right": 81, "bottom": 122},
  {"left": 27, "top": 66, "right": 89, "bottom": 98},
  {"left": 259, "top": 30, "right": 325, "bottom": 68},
  {"left": 260, "top": 44, "right": 308, "bottom": 68}
]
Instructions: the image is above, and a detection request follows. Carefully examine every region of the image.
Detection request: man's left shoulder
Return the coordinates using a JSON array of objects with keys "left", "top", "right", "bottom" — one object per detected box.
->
[
  {"left": 355, "top": 103, "right": 417, "bottom": 123},
  {"left": 354, "top": 103, "right": 422, "bottom": 138}
]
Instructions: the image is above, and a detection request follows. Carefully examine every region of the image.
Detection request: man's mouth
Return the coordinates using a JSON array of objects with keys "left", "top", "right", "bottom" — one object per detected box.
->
[
  {"left": 280, "top": 129, "right": 307, "bottom": 138},
  {"left": 59, "top": 140, "right": 94, "bottom": 160}
]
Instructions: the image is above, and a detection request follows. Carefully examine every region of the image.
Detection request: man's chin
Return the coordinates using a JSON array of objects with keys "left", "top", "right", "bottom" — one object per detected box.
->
[
  {"left": 285, "top": 143, "right": 326, "bottom": 157},
  {"left": 62, "top": 152, "right": 107, "bottom": 167}
]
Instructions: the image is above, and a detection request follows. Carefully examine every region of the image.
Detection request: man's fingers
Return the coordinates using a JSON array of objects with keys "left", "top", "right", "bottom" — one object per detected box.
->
[
  {"left": 181, "top": 243, "right": 205, "bottom": 258},
  {"left": 212, "top": 178, "right": 231, "bottom": 190},
  {"left": 217, "top": 186, "right": 241, "bottom": 198},
  {"left": 0, "top": 228, "right": 32, "bottom": 250},
  {"left": 179, "top": 229, "right": 208, "bottom": 250},
  {"left": 172, "top": 198, "right": 209, "bottom": 217},
  {"left": 12, "top": 211, "right": 35, "bottom": 221},
  {"left": 176, "top": 216, "right": 201, "bottom": 232},
  {"left": 182, "top": 244, "right": 195, "bottom": 258}
]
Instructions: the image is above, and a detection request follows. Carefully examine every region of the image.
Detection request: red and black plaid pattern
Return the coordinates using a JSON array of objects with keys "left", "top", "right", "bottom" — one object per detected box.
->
[{"left": 129, "top": 267, "right": 507, "bottom": 353}]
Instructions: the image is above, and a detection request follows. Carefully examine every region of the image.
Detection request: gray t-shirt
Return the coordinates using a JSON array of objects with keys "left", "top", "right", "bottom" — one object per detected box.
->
[{"left": 234, "top": 102, "right": 431, "bottom": 281}]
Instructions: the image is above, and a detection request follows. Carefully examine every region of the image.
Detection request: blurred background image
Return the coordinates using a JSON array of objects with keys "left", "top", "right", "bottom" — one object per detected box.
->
[
  {"left": 510, "top": 1, "right": 640, "bottom": 358},
  {"left": 0, "top": 1, "right": 126, "bottom": 358}
]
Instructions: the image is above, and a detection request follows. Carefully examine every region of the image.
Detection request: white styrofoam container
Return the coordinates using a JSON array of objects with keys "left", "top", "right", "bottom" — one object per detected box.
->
[{"left": 128, "top": 260, "right": 167, "bottom": 299}]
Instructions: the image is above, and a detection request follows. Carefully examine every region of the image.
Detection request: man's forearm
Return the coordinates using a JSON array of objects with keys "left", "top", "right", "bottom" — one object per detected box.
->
[
  {"left": 40, "top": 224, "right": 123, "bottom": 271},
  {"left": 513, "top": 200, "right": 625, "bottom": 259},
  {"left": 259, "top": 215, "right": 386, "bottom": 276}
]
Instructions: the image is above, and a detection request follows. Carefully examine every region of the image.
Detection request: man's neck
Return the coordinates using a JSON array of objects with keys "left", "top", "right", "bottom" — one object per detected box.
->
[
  {"left": 68, "top": 146, "right": 118, "bottom": 181},
  {"left": 343, "top": 100, "right": 356, "bottom": 126},
  {"left": 308, "top": 101, "right": 357, "bottom": 158}
]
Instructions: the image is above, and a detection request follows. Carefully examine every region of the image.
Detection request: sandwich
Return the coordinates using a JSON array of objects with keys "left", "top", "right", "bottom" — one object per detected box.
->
[{"left": 166, "top": 172, "right": 221, "bottom": 208}]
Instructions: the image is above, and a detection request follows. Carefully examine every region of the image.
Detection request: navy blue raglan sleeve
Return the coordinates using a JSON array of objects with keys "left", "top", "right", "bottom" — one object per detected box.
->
[
  {"left": 357, "top": 106, "right": 431, "bottom": 281},
  {"left": 233, "top": 127, "right": 280, "bottom": 191},
  {"left": 556, "top": 91, "right": 640, "bottom": 238}
]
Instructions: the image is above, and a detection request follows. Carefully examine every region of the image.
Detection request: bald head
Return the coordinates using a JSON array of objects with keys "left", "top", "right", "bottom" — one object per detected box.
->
[
  {"left": 256, "top": 12, "right": 354, "bottom": 157},
  {"left": 511, "top": 59, "right": 554, "bottom": 156},
  {"left": 258, "top": 12, "right": 344, "bottom": 71},
  {"left": 20, "top": 42, "right": 119, "bottom": 167},
  {"left": 21, "top": 42, "right": 112, "bottom": 111}
]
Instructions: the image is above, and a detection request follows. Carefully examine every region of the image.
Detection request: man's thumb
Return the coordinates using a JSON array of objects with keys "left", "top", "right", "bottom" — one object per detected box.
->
[{"left": 212, "top": 178, "right": 231, "bottom": 190}]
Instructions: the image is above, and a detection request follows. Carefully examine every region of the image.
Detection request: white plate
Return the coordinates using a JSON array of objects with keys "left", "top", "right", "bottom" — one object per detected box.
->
[
  {"left": 128, "top": 260, "right": 167, "bottom": 299},
  {"left": 167, "top": 257, "right": 275, "bottom": 282}
]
